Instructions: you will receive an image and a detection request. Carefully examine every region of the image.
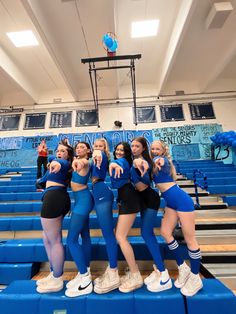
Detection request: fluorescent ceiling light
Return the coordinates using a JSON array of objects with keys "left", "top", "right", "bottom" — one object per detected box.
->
[
  {"left": 131, "top": 20, "right": 159, "bottom": 38},
  {"left": 6, "top": 30, "right": 39, "bottom": 47}
]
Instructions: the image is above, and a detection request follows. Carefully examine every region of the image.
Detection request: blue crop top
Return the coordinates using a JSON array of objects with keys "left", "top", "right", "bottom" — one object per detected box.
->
[
  {"left": 91, "top": 151, "right": 108, "bottom": 180},
  {"left": 110, "top": 158, "right": 130, "bottom": 189},
  {"left": 41, "top": 158, "right": 70, "bottom": 186},
  {"left": 130, "top": 161, "right": 151, "bottom": 186},
  {"left": 71, "top": 165, "right": 91, "bottom": 185},
  {"left": 153, "top": 156, "right": 174, "bottom": 184}
]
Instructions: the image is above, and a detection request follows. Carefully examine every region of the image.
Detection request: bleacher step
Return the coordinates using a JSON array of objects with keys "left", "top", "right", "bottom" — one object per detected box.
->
[
  {"left": 0, "top": 237, "right": 188, "bottom": 263},
  {"left": 0, "top": 279, "right": 235, "bottom": 314},
  {"left": 0, "top": 263, "right": 40, "bottom": 285}
]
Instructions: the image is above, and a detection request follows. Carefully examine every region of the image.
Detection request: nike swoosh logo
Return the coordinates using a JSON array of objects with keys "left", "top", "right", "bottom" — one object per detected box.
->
[
  {"left": 160, "top": 279, "right": 170, "bottom": 285},
  {"left": 78, "top": 281, "right": 92, "bottom": 291},
  {"left": 99, "top": 197, "right": 105, "bottom": 201}
]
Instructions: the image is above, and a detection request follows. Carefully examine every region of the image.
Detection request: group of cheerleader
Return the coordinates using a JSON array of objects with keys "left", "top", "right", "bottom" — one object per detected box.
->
[{"left": 35, "top": 136, "right": 203, "bottom": 298}]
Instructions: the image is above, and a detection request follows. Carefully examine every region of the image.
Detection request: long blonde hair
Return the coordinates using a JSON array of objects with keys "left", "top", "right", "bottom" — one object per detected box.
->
[
  {"left": 151, "top": 140, "right": 177, "bottom": 180},
  {"left": 94, "top": 138, "right": 110, "bottom": 160}
]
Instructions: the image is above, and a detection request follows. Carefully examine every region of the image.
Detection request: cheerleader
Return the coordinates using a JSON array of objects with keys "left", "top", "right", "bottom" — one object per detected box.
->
[
  {"left": 109, "top": 142, "right": 143, "bottom": 293},
  {"left": 36, "top": 140, "right": 73, "bottom": 293},
  {"left": 130, "top": 137, "right": 172, "bottom": 293},
  {"left": 150, "top": 140, "right": 203, "bottom": 297},
  {"left": 92, "top": 138, "right": 120, "bottom": 294},
  {"left": 65, "top": 142, "right": 94, "bottom": 297}
]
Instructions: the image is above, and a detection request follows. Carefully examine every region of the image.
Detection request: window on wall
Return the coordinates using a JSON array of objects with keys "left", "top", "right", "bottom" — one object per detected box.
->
[
  {"left": 76, "top": 109, "right": 98, "bottom": 126},
  {"left": 189, "top": 102, "right": 215, "bottom": 120},
  {"left": 50, "top": 111, "right": 72, "bottom": 128},
  {"left": 0, "top": 114, "right": 21, "bottom": 131},
  {"left": 24, "top": 113, "right": 46, "bottom": 129},
  {"left": 160, "top": 104, "right": 184, "bottom": 122},
  {"left": 135, "top": 106, "right": 156, "bottom": 123}
]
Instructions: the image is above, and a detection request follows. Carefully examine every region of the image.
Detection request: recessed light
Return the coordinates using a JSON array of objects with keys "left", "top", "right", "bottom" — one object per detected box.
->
[
  {"left": 131, "top": 20, "right": 159, "bottom": 38},
  {"left": 6, "top": 30, "right": 39, "bottom": 47}
]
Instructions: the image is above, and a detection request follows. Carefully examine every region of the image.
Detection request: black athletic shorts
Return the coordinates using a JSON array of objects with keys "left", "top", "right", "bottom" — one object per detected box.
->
[
  {"left": 41, "top": 189, "right": 71, "bottom": 218},
  {"left": 138, "top": 186, "right": 160, "bottom": 211},
  {"left": 117, "top": 183, "right": 142, "bottom": 215}
]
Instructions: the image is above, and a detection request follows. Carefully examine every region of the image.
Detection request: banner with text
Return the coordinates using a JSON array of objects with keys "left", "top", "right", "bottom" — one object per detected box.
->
[
  {"left": 152, "top": 123, "right": 222, "bottom": 160},
  {"left": 0, "top": 130, "right": 153, "bottom": 168}
]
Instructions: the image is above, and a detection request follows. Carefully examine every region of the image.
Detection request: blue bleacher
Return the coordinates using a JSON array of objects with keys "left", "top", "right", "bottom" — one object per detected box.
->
[
  {"left": 0, "top": 279, "right": 235, "bottom": 314},
  {"left": 222, "top": 195, "right": 236, "bottom": 206},
  {"left": 176, "top": 160, "right": 236, "bottom": 196},
  {"left": 0, "top": 237, "right": 188, "bottom": 263},
  {"left": 1, "top": 162, "right": 236, "bottom": 312},
  {"left": 0, "top": 199, "right": 167, "bottom": 214},
  {"left": 0, "top": 213, "right": 163, "bottom": 231},
  {"left": 0, "top": 263, "right": 40, "bottom": 285},
  {"left": 0, "top": 280, "right": 187, "bottom": 314}
]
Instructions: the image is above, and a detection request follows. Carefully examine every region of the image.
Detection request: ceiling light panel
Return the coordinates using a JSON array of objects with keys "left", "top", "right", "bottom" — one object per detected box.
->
[{"left": 6, "top": 30, "right": 39, "bottom": 47}]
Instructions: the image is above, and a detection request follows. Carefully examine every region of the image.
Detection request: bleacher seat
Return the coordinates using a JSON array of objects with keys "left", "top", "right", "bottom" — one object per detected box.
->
[{"left": 0, "top": 279, "right": 235, "bottom": 314}]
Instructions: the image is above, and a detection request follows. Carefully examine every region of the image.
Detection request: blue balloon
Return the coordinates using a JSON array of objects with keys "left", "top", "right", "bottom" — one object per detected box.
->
[
  {"left": 109, "top": 40, "right": 118, "bottom": 52},
  {"left": 102, "top": 34, "right": 109, "bottom": 43},
  {"left": 232, "top": 140, "right": 236, "bottom": 148},
  {"left": 228, "top": 137, "right": 234, "bottom": 145},
  {"left": 105, "top": 36, "right": 113, "bottom": 48}
]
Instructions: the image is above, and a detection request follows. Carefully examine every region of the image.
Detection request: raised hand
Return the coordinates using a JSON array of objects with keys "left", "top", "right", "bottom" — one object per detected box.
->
[
  {"left": 109, "top": 162, "right": 123, "bottom": 178},
  {"left": 154, "top": 157, "right": 164, "bottom": 170},
  {"left": 134, "top": 158, "right": 149, "bottom": 177},
  {"left": 92, "top": 150, "right": 103, "bottom": 169},
  {"left": 72, "top": 158, "right": 85, "bottom": 172},
  {"left": 49, "top": 161, "right": 61, "bottom": 173}
]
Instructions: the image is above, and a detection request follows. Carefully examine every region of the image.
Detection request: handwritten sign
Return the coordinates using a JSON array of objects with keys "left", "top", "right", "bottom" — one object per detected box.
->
[{"left": 152, "top": 123, "right": 222, "bottom": 160}]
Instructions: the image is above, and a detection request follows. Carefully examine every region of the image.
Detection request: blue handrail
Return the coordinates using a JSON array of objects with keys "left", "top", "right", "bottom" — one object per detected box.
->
[{"left": 193, "top": 169, "right": 208, "bottom": 209}]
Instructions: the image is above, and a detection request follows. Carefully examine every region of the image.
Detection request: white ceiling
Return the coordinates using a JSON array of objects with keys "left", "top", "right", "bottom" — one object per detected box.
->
[{"left": 0, "top": 0, "right": 236, "bottom": 108}]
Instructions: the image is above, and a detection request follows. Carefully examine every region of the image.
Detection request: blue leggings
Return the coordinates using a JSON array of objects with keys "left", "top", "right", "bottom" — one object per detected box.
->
[
  {"left": 93, "top": 182, "right": 118, "bottom": 268},
  {"left": 67, "top": 212, "right": 91, "bottom": 274},
  {"left": 141, "top": 208, "right": 165, "bottom": 272}
]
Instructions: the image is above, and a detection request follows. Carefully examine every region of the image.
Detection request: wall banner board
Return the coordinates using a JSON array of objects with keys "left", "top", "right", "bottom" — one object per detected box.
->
[
  {"left": 152, "top": 123, "right": 222, "bottom": 160},
  {"left": 0, "top": 124, "right": 224, "bottom": 167}
]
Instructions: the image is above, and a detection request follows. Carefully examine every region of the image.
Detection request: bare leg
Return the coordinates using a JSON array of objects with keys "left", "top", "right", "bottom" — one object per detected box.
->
[
  {"left": 177, "top": 211, "right": 199, "bottom": 250},
  {"left": 161, "top": 207, "right": 178, "bottom": 243},
  {"left": 115, "top": 213, "right": 138, "bottom": 273}
]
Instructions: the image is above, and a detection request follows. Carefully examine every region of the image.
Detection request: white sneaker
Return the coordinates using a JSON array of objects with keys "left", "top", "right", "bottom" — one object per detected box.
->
[
  {"left": 147, "top": 269, "right": 172, "bottom": 292},
  {"left": 120, "top": 267, "right": 131, "bottom": 284},
  {"left": 94, "top": 268, "right": 120, "bottom": 294},
  {"left": 174, "top": 262, "right": 191, "bottom": 288},
  {"left": 66, "top": 268, "right": 91, "bottom": 289},
  {"left": 65, "top": 274, "right": 93, "bottom": 297},
  {"left": 144, "top": 265, "right": 160, "bottom": 285},
  {"left": 66, "top": 272, "right": 81, "bottom": 289},
  {"left": 36, "top": 272, "right": 53, "bottom": 286},
  {"left": 119, "top": 271, "right": 143, "bottom": 293},
  {"left": 36, "top": 275, "right": 64, "bottom": 293},
  {"left": 181, "top": 273, "right": 203, "bottom": 297},
  {"left": 94, "top": 265, "right": 109, "bottom": 285}
]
